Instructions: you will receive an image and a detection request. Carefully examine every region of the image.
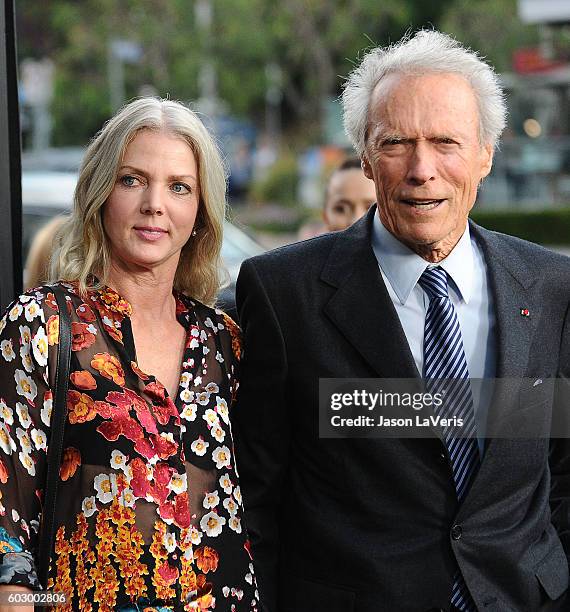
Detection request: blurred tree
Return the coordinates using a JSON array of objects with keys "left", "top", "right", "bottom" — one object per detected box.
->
[
  {"left": 17, "top": 0, "right": 459, "bottom": 147},
  {"left": 440, "top": 0, "right": 539, "bottom": 72}
]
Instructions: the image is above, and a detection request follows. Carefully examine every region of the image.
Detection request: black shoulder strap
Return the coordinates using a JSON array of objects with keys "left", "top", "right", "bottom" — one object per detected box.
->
[{"left": 37, "top": 285, "right": 72, "bottom": 588}]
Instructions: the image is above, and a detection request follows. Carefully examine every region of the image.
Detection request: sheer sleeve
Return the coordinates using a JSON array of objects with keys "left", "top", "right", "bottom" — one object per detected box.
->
[{"left": 0, "top": 290, "right": 55, "bottom": 588}]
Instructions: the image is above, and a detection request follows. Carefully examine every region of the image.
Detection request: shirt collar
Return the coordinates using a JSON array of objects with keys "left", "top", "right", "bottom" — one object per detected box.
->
[{"left": 371, "top": 212, "right": 474, "bottom": 305}]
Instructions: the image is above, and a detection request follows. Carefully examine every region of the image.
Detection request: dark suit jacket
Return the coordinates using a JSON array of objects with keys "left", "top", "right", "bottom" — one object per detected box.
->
[{"left": 234, "top": 206, "right": 570, "bottom": 611}]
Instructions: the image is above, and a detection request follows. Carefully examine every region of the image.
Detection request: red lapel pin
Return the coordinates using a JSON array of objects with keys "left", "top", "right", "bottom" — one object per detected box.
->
[{"left": 520, "top": 308, "right": 530, "bottom": 317}]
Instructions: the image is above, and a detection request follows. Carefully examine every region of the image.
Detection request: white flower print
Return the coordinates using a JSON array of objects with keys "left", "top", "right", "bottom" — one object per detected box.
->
[
  {"left": 0, "top": 423, "right": 16, "bottom": 455},
  {"left": 110, "top": 450, "right": 128, "bottom": 471},
  {"left": 203, "top": 409, "right": 219, "bottom": 427},
  {"left": 15, "top": 403, "right": 32, "bottom": 429},
  {"left": 194, "top": 376, "right": 202, "bottom": 386},
  {"left": 119, "top": 488, "right": 136, "bottom": 508},
  {"left": 23, "top": 301, "right": 41, "bottom": 322},
  {"left": 205, "top": 382, "right": 219, "bottom": 394},
  {"left": 200, "top": 511, "right": 226, "bottom": 537},
  {"left": 31, "top": 327, "right": 48, "bottom": 367},
  {"left": 82, "top": 496, "right": 97, "bottom": 517},
  {"left": 179, "top": 372, "right": 192, "bottom": 388},
  {"left": 181, "top": 403, "right": 197, "bottom": 422},
  {"left": 215, "top": 351, "right": 224, "bottom": 363},
  {"left": 94, "top": 473, "right": 117, "bottom": 504},
  {"left": 19, "top": 344, "right": 33, "bottom": 373},
  {"left": 0, "top": 315, "right": 6, "bottom": 334},
  {"left": 163, "top": 531, "right": 177, "bottom": 553},
  {"left": 211, "top": 425, "right": 225, "bottom": 443},
  {"left": 0, "top": 401, "right": 14, "bottom": 426},
  {"left": 203, "top": 346, "right": 210, "bottom": 356},
  {"left": 11, "top": 509, "right": 19, "bottom": 522},
  {"left": 18, "top": 451, "right": 35, "bottom": 476},
  {"left": 8, "top": 303, "right": 23, "bottom": 321},
  {"left": 215, "top": 397, "right": 229, "bottom": 424},
  {"left": 31, "top": 428, "right": 47, "bottom": 451},
  {"left": 228, "top": 516, "right": 242, "bottom": 534},
  {"left": 168, "top": 471, "right": 187, "bottom": 494},
  {"left": 15, "top": 427, "right": 32, "bottom": 453},
  {"left": 191, "top": 436, "right": 209, "bottom": 457},
  {"left": 219, "top": 473, "right": 233, "bottom": 495},
  {"left": 14, "top": 370, "right": 37, "bottom": 402},
  {"left": 180, "top": 388, "right": 194, "bottom": 403},
  {"left": 212, "top": 445, "right": 231, "bottom": 469},
  {"left": 41, "top": 394, "right": 52, "bottom": 426},
  {"left": 189, "top": 525, "right": 202, "bottom": 545},
  {"left": 18, "top": 325, "right": 31, "bottom": 346},
  {"left": 196, "top": 391, "right": 210, "bottom": 406},
  {"left": 200, "top": 330, "right": 208, "bottom": 342},
  {"left": 203, "top": 491, "right": 220, "bottom": 510},
  {"left": 223, "top": 496, "right": 238, "bottom": 516},
  {"left": 0, "top": 340, "right": 15, "bottom": 362},
  {"left": 189, "top": 337, "right": 200, "bottom": 350},
  {"left": 233, "top": 486, "right": 242, "bottom": 505}
]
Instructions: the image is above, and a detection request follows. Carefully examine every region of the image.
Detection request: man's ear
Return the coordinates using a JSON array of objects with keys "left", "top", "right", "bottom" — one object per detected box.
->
[
  {"left": 361, "top": 155, "right": 373, "bottom": 180},
  {"left": 479, "top": 143, "right": 494, "bottom": 179}
]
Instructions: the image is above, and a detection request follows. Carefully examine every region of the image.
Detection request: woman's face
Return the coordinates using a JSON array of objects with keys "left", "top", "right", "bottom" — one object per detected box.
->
[{"left": 103, "top": 129, "right": 200, "bottom": 277}]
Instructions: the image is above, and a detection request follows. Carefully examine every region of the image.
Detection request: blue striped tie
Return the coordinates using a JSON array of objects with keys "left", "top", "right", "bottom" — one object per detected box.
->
[{"left": 419, "top": 266, "right": 479, "bottom": 612}]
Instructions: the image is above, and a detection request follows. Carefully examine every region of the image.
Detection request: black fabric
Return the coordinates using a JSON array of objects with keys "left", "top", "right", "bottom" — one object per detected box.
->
[{"left": 37, "top": 284, "right": 71, "bottom": 588}]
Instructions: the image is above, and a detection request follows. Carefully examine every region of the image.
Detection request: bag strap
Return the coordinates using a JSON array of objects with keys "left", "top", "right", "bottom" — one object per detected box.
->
[{"left": 37, "top": 285, "right": 72, "bottom": 588}]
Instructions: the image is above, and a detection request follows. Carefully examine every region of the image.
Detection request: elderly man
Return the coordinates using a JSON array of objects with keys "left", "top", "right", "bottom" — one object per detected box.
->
[{"left": 234, "top": 31, "right": 570, "bottom": 611}]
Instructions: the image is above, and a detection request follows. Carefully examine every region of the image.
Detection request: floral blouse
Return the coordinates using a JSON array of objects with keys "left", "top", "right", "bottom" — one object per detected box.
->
[{"left": 0, "top": 281, "right": 259, "bottom": 611}]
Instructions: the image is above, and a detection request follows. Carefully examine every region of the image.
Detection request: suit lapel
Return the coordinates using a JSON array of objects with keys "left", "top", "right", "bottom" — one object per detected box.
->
[{"left": 321, "top": 208, "right": 419, "bottom": 380}]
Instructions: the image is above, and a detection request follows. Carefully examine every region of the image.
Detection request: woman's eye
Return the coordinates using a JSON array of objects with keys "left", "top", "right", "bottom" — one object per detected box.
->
[
  {"left": 120, "top": 175, "right": 137, "bottom": 187},
  {"left": 171, "top": 182, "right": 191, "bottom": 194}
]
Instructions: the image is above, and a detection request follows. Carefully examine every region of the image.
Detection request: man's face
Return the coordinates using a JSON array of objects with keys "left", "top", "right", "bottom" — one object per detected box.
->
[
  {"left": 323, "top": 168, "right": 376, "bottom": 232},
  {"left": 362, "top": 72, "right": 493, "bottom": 261}
]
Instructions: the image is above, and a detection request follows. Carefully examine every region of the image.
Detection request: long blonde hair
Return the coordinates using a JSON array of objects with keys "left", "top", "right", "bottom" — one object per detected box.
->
[{"left": 50, "top": 97, "right": 227, "bottom": 305}]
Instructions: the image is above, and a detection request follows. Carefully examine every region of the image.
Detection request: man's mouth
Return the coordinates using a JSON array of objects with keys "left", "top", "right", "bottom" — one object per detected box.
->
[{"left": 400, "top": 198, "right": 445, "bottom": 210}]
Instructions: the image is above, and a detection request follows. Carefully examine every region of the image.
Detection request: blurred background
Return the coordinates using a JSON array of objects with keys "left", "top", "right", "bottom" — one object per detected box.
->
[{"left": 13, "top": 0, "right": 570, "bottom": 283}]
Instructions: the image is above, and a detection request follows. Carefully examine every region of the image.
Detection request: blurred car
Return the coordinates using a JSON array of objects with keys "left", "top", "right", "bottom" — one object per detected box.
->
[{"left": 22, "top": 170, "right": 264, "bottom": 317}]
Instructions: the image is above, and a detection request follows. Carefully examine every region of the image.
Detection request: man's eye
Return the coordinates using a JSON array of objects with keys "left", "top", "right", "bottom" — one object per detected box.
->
[
  {"left": 120, "top": 175, "right": 137, "bottom": 187},
  {"left": 171, "top": 182, "right": 191, "bottom": 194}
]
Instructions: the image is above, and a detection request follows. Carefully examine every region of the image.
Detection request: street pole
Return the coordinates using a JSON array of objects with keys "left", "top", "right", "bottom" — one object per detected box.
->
[{"left": 0, "top": 0, "right": 22, "bottom": 310}]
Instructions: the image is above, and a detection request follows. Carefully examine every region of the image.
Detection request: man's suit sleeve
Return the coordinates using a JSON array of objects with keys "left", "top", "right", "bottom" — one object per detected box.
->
[
  {"left": 233, "top": 258, "right": 290, "bottom": 612},
  {"left": 551, "top": 301, "right": 570, "bottom": 561}
]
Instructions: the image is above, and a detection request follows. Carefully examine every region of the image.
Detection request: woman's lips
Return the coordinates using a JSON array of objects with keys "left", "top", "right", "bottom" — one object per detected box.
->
[{"left": 133, "top": 226, "right": 168, "bottom": 241}]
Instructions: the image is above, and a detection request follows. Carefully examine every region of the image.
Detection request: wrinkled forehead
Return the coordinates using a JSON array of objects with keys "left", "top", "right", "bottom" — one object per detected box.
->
[{"left": 366, "top": 71, "right": 481, "bottom": 138}]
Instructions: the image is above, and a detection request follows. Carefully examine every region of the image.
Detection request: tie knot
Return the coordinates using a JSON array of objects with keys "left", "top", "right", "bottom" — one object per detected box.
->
[{"left": 418, "top": 266, "right": 449, "bottom": 299}]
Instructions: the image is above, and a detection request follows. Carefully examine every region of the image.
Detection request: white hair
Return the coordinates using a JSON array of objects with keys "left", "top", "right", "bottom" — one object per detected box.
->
[{"left": 342, "top": 29, "right": 507, "bottom": 155}]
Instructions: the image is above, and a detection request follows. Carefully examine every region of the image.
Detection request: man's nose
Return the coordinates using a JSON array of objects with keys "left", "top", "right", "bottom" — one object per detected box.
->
[
  {"left": 406, "top": 142, "right": 437, "bottom": 185},
  {"left": 140, "top": 185, "right": 163, "bottom": 215}
]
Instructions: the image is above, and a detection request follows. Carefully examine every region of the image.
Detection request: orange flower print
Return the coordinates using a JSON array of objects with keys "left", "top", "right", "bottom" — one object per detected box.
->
[
  {"left": 91, "top": 353, "right": 125, "bottom": 386},
  {"left": 71, "top": 322, "right": 96, "bottom": 352},
  {"left": 45, "top": 292, "right": 58, "bottom": 311},
  {"left": 0, "top": 459, "right": 8, "bottom": 484},
  {"left": 70, "top": 370, "right": 97, "bottom": 390},
  {"left": 47, "top": 315, "right": 59, "bottom": 346},
  {"left": 76, "top": 303, "right": 96, "bottom": 322},
  {"left": 130, "top": 361, "right": 149, "bottom": 380},
  {"left": 67, "top": 390, "right": 97, "bottom": 424},
  {"left": 60, "top": 447, "right": 81, "bottom": 481},
  {"left": 222, "top": 313, "right": 242, "bottom": 361},
  {"left": 194, "top": 546, "right": 219, "bottom": 574}
]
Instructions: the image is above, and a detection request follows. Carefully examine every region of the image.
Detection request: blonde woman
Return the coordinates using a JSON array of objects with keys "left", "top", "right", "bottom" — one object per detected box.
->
[{"left": 0, "top": 98, "right": 259, "bottom": 611}]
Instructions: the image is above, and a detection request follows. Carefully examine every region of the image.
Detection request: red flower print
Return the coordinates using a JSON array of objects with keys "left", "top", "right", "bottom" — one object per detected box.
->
[
  {"left": 71, "top": 322, "right": 96, "bottom": 352},
  {"left": 70, "top": 370, "right": 97, "bottom": 390},
  {"left": 76, "top": 303, "right": 96, "bottom": 322},
  {"left": 129, "top": 458, "right": 151, "bottom": 498},
  {"left": 157, "top": 561, "right": 179, "bottom": 586},
  {"left": 60, "top": 447, "right": 81, "bottom": 481},
  {"left": 45, "top": 292, "right": 58, "bottom": 311}
]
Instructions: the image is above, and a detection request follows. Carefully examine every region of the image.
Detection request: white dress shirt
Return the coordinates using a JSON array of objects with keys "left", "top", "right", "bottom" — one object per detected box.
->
[{"left": 371, "top": 213, "right": 497, "bottom": 451}]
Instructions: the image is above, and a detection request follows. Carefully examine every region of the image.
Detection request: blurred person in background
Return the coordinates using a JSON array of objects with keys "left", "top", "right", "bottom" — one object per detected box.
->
[
  {"left": 234, "top": 30, "right": 570, "bottom": 611},
  {"left": 297, "top": 157, "right": 376, "bottom": 240},
  {"left": 322, "top": 157, "right": 376, "bottom": 232},
  {"left": 0, "top": 98, "right": 258, "bottom": 611},
  {"left": 24, "top": 215, "right": 67, "bottom": 290}
]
